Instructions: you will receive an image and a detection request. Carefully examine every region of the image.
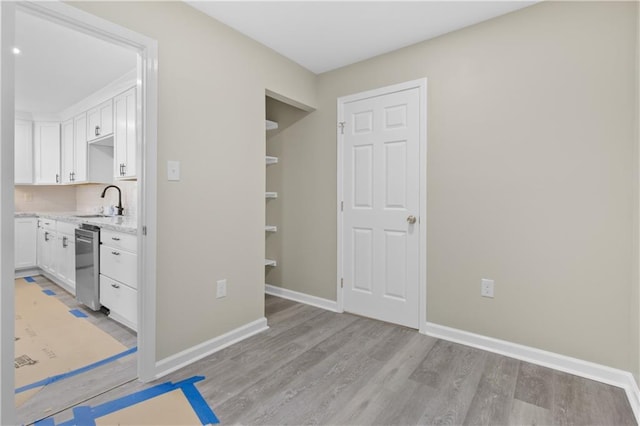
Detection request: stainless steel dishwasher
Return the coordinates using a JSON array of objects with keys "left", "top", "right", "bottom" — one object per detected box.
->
[{"left": 75, "top": 224, "right": 101, "bottom": 311}]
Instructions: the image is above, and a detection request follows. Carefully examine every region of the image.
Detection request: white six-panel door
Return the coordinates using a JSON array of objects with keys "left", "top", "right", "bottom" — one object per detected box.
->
[{"left": 341, "top": 85, "right": 421, "bottom": 329}]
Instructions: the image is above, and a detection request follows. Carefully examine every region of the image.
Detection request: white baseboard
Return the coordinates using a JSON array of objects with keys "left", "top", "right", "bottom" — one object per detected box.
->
[
  {"left": 14, "top": 269, "right": 40, "bottom": 279},
  {"left": 424, "top": 322, "right": 640, "bottom": 422},
  {"left": 265, "top": 284, "right": 339, "bottom": 312},
  {"left": 154, "top": 317, "right": 268, "bottom": 380}
]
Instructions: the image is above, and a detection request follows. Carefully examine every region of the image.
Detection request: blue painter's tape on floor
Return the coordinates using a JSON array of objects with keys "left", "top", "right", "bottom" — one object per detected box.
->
[
  {"left": 69, "top": 309, "right": 88, "bottom": 318},
  {"left": 24, "top": 276, "right": 35, "bottom": 283},
  {"left": 72, "top": 406, "right": 96, "bottom": 426},
  {"left": 182, "top": 380, "right": 220, "bottom": 424},
  {"left": 34, "top": 417, "right": 55, "bottom": 426},
  {"left": 51, "top": 376, "right": 219, "bottom": 426},
  {"left": 42, "top": 289, "right": 56, "bottom": 296},
  {"left": 16, "top": 347, "right": 137, "bottom": 394}
]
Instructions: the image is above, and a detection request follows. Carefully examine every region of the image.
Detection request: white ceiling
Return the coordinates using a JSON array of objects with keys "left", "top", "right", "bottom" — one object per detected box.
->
[
  {"left": 187, "top": 1, "right": 538, "bottom": 74},
  {"left": 15, "top": 11, "right": 137, "bottom": 115}
]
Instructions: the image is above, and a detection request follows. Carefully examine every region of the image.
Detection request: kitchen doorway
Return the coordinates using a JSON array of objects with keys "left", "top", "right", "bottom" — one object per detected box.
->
[{"left": 1, "top": 2, "right": 158, "bottom": 424}]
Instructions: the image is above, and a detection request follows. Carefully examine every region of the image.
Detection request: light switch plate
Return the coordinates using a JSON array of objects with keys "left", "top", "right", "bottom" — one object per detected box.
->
[
  {"left": 167, "top": 160, "right": 180, "bottom": 181},
  {"left": 216, "top": 279, "right": 227, "bottom": 299}
]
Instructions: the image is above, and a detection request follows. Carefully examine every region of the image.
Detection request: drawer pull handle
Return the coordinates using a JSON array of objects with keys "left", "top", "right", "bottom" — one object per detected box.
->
[
  {"left": 112, "top": 237, "right": 120, "bottom": 241},
  {"left": 111, "top": 283, "right": 120, "bottom": 289},
  {"left": 111, "top": 251, "right": 120, "bottom": 256}
]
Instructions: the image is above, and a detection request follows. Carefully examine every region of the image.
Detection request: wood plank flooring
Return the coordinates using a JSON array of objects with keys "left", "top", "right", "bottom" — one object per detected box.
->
[
  {"left": 16, "top": 275, "right": 137, "bottom": 426},
  {"left": 42, "top": 294, "right": 635, "bottom": 425}
]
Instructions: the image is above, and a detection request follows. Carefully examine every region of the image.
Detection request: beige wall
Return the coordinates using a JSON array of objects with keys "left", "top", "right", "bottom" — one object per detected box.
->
[
  {"left": 280, "top": 1, "right": 639, "bottom": 372},
  {"left": 70, "top": 2, "right": 317, "bottom": 360}
]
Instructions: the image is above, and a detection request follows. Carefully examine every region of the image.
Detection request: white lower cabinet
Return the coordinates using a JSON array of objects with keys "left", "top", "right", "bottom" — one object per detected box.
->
[
  {"left": 15, "top": 218, "right": 37, "bottom": 270},
  {"left": 36, "top": 219, "right": 76, "bottom": 295},
  {"left": 100, "top": 275, "right": 137, "bottom": 329},
  {"left": 100, "top": 229, "right": 137, "bottom": 331},
  {"left": 37, "top": 224, "right": 56, "bottom": 275},
  {"left": 55, "top": 222, "right": 76, "bottom": 293},
  {"left": 100, "top": 245, "right": 137, "bottom": 288}
]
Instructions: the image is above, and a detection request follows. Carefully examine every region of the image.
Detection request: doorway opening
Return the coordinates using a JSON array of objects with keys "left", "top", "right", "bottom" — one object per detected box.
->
[{"left": 3, "top": 2, "right": 158, "bottom": 424}]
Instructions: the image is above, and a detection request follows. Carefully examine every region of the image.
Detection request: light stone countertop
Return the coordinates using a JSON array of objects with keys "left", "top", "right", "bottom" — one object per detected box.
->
[{"left": 15, "top": 212, "right": 137, "bottom": 235}]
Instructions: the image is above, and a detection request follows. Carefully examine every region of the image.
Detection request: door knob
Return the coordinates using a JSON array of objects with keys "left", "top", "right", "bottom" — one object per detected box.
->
[{"left": 407, "top": 215, "right": 417, "bottom": 224}]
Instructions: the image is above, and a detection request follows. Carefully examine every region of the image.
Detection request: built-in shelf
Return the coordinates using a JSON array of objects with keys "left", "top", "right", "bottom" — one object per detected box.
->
[
  {"left": 266, "top": 120, "right": 278, "bottom": 131},
  {"left": 266, "top": 116, "right": 278, "bottom": 272}
]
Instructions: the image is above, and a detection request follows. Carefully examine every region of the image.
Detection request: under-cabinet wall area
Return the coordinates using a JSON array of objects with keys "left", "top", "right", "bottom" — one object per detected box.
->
[
  {"left": 265, "top": 96, "right": 312, "bottom": 290},
  {"left": 15, "top": 181, "right": 137, "bottom": 216}
]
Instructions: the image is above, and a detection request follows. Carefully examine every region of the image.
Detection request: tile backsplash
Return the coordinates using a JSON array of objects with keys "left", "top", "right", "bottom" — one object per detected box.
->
[
  {"left": 15, "top": 181, "right": 137, "bottom": 217},
  {"left": 76, "top": 181, "right": 137, "bottom": 217},
  {"left": 15, "top": 185, "right": 76, "bottom": 212}
]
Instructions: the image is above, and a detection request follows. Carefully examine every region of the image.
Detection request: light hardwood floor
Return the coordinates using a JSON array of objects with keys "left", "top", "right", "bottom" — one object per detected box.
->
[
  {"left": 42, "top": 294, "right": 635, "bottom": 425},
  {"left": 17, "top": 275, "right": 137, "bottom": 426}
]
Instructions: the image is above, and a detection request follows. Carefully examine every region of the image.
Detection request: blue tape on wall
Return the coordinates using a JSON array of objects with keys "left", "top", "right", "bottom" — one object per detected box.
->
[
  {"left": 16, "top": 347, "right": 137, "bottom": 394},
  {"left": 51, "top": 376, "right": 218, "bottom": 426},
  {"left": 24, "top": 276, "right": 35, "bottom": 283},
  {"left": 69, "top": 309, "right": 88, "bottom": 318},
  {"left": 42, "top": 289, "right": 56, "bottom": 296}
]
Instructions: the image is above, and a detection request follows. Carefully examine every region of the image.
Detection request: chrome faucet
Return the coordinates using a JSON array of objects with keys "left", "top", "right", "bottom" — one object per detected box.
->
[{"left": 101, "top": 185, "right": 124, "bottom": 216}]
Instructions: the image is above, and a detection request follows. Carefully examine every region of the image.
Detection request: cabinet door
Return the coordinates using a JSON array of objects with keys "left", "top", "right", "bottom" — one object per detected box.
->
[
  {"left": 73, "top": 113, "right": 88, "bottom": 183},
  {"left": 15, "top": 119, "right": 33, "bottom": 184},
  {"left": 100, "top": 274, "right": 137, "bottom": 329},
  {"left": 15, "top": 218, "right": 37, "bottom": 269},
  {"left": 87, "top": 106, "right": 101, "bottom": 142},
  {"left": 37, "top": 228, "right": 56, "bottom": 274},
  {"left": 99, "top": 100, "right": 114, "bottom": 136},
  {"left": 87, "top": 99, "right": 113, "bottom": 142},
  {"left": 57, "top": 234, "right": 76, "bottom": 293},
  {"left": 61, "top": 119, "right": 74, "bottom": 184},
  {"left": 114, "top": 88, "right": 136, "bottom": 179},
  {"left": 34, "top": 122, "right": 61, "bottom": 184}
]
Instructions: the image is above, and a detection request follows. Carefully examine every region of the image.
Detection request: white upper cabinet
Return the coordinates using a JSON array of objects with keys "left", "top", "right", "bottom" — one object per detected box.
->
[
  {"left": 34, "top": 122, "right": 61, "bottom": 184},
  {"left": 73, "top": 113, "right": 88, "bottom": 182},
  {"left": 114, "top": 87, "right": 137, "bottom": 179},
  {"left": 15, "top": 119, "right": 33, "bottom": 184},
  {"left": 61, "top": 114, "right": 89, "bottom": 184},
  {"left": 87, "top": 99, "right": 113, "bottom": 143},
  {"left": 61, "top": 119, "right": 74, "bottom": 184}
]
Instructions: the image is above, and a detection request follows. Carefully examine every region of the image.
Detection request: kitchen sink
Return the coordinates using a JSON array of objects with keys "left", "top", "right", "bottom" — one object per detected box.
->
[{"left": 74, "top": 214, "right": 110, "bottom": 218}]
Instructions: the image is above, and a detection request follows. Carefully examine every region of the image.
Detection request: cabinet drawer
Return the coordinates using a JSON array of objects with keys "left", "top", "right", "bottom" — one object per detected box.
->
[
  {"left": 100, "top": 245, "right": 137, "bottom": 288},
  {"left": 101, "top": 229, "right": 136, "bottom": 253},
  {"left": 100, "top": 274, "right": 137, "bottom": 328},
  {"left": 56, "top": 220, "right": 77, "bottom": 236},
  {"left": 39, "top": 218, "right": 56, "bottom": 231}
]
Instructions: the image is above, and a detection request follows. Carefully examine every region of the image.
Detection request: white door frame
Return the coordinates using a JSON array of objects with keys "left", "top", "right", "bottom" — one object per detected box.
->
[
  {"left": 1, "top": 3, "right": 158, "bottom": 423},
  {"left": 336, "top": 78, "right": 427, "bottom": 334}
]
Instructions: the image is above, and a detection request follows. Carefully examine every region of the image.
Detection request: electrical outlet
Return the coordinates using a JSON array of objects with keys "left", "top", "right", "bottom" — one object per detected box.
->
[
  {"left": 481, "top": 279, "right": 494, "bottom": 298},
  {"left": 216, "top": 279, "right": 227, "bottom": 299}
]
